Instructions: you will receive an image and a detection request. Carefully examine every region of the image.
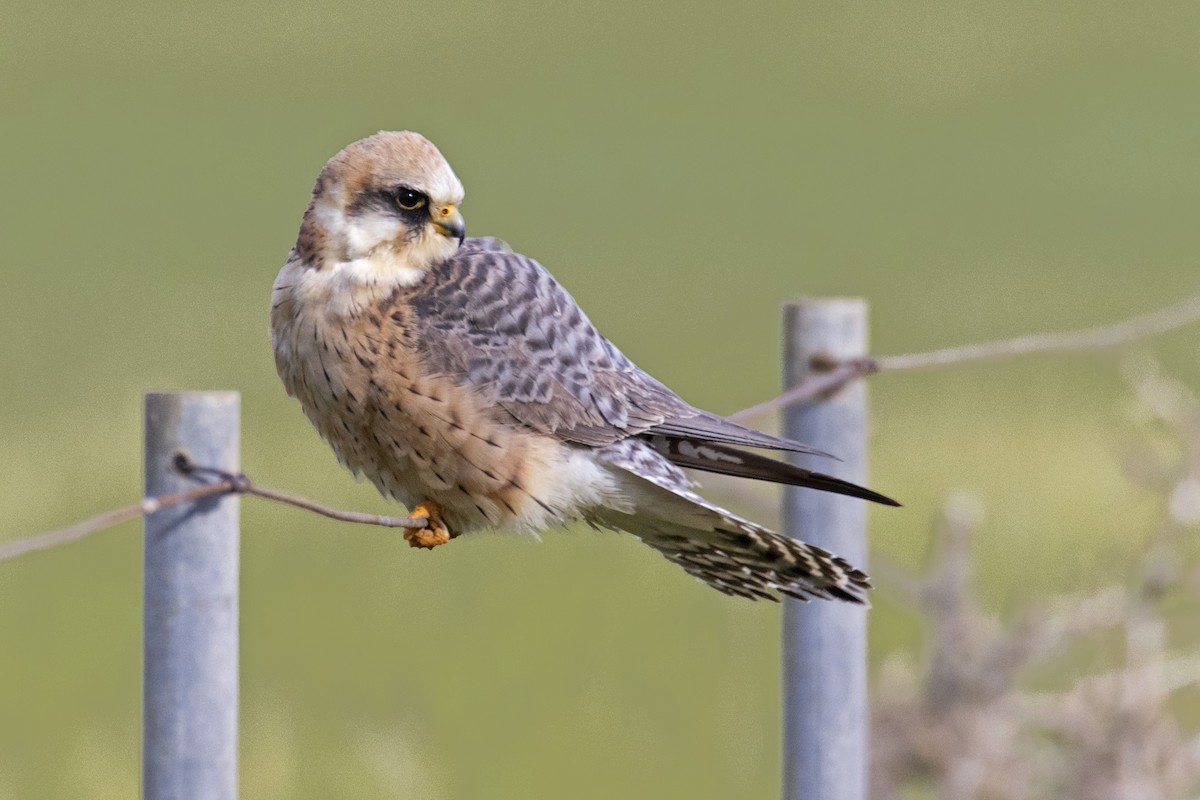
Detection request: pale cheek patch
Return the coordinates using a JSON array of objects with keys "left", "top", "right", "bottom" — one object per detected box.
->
[
  {"left": 313, "top": 194, "right": 349, "bottom": 246},
  {"left": 344, "top": 212, "right": 404, "bottom": 258},
  {"left": 297, "top": 206, "right": 461, "bottom": 321}
]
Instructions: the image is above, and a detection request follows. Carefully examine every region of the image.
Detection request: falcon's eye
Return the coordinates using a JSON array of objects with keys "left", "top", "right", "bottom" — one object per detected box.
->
[{"left": 394, "top": 188, "right": 426, "bottom": 211}]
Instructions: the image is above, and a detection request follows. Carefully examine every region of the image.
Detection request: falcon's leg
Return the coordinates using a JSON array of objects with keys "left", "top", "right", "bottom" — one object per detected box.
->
[{"left": 403, "top": 500, "right": 454, "bottom": 549}]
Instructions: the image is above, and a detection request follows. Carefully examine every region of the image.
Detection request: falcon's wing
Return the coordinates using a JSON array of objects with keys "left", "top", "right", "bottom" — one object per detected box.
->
[{"left": 408, "top": 241, "right": 829, "bottom": 454}]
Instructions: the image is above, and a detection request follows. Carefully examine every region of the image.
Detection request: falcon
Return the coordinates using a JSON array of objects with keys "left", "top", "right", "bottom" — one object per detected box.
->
[{"left": 270, "top": 131, "right": 898, "bottom": 603}]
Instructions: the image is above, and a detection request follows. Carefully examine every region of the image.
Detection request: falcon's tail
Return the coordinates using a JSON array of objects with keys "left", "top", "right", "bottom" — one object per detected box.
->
[
  {"left": 593, "top": 440, "right": 871, "bottom": 603},
  {"left": 644, "top": 519, "right": 871, "bottom": 603}
]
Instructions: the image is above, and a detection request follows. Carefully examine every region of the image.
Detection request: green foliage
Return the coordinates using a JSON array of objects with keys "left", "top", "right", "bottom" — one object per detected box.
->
[{"left": 3, "top": 1, "right": 1200, "bottom": 797}]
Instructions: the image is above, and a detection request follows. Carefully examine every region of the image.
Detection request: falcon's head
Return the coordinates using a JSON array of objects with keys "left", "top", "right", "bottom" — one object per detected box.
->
[{"left": 293, "top": 131, "right": 466, "bottom": 284}]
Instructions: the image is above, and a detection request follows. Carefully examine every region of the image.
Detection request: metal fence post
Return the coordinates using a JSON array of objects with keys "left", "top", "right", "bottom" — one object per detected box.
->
[
  {"left": 781, "top": 299, "right": 868, "bottom": 800},
  {"left": 144, "top": 392, "right": 240, "bottom": 800}
]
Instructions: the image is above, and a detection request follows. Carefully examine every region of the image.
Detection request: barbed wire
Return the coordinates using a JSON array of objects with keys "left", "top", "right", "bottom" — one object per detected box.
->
[
  {"left": 728, "top": 358, "right": 879, "bottom": 422},
  {"left": 175, "top": 456, "right": 428, "bottom": 531},
  {"left": 731, "top": 291, "right": 1200, "bottom": 422},
  {"left": 0, "top": 479, "right": 239, "bottom": 562},
  {"left": 878, "top": 291, "right": 1200, "bottom": 372},
  {"left": 0, "top": 458, "right": 426, "bottom": 565},
  {"left": 4, "top": 290, "right": 1200, "bottom": 565}
]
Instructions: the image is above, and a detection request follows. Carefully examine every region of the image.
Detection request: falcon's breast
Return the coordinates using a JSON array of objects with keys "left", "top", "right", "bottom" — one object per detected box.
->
[{"left": 269, "top": 239, "right": 628, "bottom": 535}]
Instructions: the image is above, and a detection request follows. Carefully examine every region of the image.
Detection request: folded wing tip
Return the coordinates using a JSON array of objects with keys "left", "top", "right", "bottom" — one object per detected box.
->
[{"left": 851, "top": 487, "right": 902, "bottom": 507}]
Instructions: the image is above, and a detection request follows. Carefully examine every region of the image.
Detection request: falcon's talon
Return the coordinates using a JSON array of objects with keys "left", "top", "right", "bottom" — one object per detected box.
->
[{"left": 402, "top": 501, "right": 453, "bottom": 549}]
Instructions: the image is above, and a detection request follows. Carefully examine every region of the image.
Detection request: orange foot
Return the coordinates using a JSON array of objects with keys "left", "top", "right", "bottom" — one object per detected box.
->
[{"left": 403, "top": 500, "right": 454, "bottom": 549}]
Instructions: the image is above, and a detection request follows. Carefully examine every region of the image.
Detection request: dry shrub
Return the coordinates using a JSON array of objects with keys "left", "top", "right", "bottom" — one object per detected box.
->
[{"left": 871, "top": 358, "right": 1200, "bottom": 800}]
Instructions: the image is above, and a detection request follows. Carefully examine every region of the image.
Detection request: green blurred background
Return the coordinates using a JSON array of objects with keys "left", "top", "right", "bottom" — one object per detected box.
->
[{"left": 3, "top": 1, "right": 1200, "bottom": 797}]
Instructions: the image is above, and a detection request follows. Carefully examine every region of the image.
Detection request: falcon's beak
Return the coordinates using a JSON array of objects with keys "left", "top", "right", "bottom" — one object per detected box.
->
[{"left": 431, "top": 204, "right": 466, "bottom": 243}]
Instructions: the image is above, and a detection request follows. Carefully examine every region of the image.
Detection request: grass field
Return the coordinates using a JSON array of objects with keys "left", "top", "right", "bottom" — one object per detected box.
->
[{"left": 3, "top": 2, "right": 1200, "bottom": 797}]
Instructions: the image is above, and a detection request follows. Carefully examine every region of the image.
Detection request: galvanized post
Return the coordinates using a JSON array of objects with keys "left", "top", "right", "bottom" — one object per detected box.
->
[
  {"left": 781, "top": 299, "right": 868, "bottom": 800},
  {"left": 143, "top": 392, "right": 240, "bottom": 800}
]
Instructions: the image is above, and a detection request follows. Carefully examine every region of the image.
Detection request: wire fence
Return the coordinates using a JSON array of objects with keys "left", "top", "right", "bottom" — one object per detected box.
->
[
  {"left": 4, "top": 290, "right": 1200, "bottom": 800},
  {"left": 5, "top": 290, "right": 1199, "bottom": 565}
]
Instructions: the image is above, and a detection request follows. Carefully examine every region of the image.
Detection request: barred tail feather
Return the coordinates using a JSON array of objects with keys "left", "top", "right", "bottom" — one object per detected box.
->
[
  {"left": 646, "top": 523, "right": 871, "bottom": 604},
  {"left": 591, "top": 441, "right": 871, "bottom": 603}
]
